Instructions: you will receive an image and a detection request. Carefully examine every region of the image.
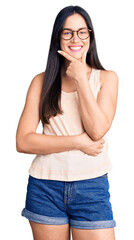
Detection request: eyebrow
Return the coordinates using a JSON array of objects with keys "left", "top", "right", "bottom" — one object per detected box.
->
[{"left": 62, "top": 27, "right": 88, "bottom": 31}]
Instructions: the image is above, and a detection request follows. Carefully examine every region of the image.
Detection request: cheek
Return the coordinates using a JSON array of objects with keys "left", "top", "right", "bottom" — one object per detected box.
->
[
  {"left": 85, "top": 40, "right": 90, "bottom": 50},
  {"left": 60, "top": 39, "right": 66, "bottom": 50}
]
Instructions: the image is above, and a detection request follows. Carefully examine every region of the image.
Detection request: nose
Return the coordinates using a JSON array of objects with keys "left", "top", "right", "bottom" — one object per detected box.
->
[{"left": 71, "top": 31, "right": 79, "bottom": 42}]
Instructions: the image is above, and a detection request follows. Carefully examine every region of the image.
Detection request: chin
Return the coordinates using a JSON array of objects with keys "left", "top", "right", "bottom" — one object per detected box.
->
[
  {"left": 69, "top": 52, "right": 83, "bottom": 58},
  {"left": 73, "top": 54, "right": 83, "bottom": 60}
]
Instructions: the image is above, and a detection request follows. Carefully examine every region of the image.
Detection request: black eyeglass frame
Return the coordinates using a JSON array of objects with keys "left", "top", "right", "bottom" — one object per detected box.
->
[{"left": 60, "top": 27, "right": 92, "bottom": 40}]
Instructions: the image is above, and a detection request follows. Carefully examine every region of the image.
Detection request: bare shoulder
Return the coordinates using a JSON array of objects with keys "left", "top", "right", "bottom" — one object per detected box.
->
[
  {"left": 24, "top": 71, "right": 45, "bottom": 108},
  {"left": 35, "top": 71, "right": 45, "bottom": 79},
  {"left": 26, "top": 71, "right": 45, "bottom": 97},
  {"left": 16, "top": 71, "right": 46, "bottom": 143},
  {"left": 31, "top": 71, "right": 45, "bottom": 87},
  {"left": 100, "top": 69, "right": 119, "bottom": 88}
]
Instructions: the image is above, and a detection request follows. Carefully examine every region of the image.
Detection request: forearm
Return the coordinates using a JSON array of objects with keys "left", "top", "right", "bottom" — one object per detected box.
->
[
  {"left": 75, "top": 78, "right": 109, "bottom": 140},
  {"left": 16, "top": 132, "right": 80, "bottom": 154}
]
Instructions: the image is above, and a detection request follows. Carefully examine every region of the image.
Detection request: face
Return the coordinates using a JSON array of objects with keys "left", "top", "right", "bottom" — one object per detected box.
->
[{"left": 60, "top": 13, "right": 90, "bottom": 61}]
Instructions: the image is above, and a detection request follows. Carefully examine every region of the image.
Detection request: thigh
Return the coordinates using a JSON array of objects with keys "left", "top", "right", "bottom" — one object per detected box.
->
[
  {"left": 29, "top": 220, "right": 70, "bottom": 240},
  {"left": 71, "top": 227, "right": 115, "bottom": 240}
]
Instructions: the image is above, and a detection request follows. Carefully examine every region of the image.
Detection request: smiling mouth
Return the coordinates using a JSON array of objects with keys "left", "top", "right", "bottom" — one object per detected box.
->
[{"left": 68, "top": 46, "right": 83, "bottom": 52}]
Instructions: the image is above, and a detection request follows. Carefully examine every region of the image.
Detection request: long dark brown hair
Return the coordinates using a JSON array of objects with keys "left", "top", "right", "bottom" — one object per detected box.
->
[{"left": 39, "top": 5, "right": 105, "bottom": 126}]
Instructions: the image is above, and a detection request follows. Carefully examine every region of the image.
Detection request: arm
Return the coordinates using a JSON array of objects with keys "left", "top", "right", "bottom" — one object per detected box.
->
[
  {"left": 75, "top": 70, "right": 119, "bottom": 140},
  {"left": 57, "top": 50, "right": 119, "bottom": 141},
  {"left": 17, "top": 132, "right": 79, "bottom": 155},
  {"left": 16, "top": 72, "right": 79, "bottom": 155}
]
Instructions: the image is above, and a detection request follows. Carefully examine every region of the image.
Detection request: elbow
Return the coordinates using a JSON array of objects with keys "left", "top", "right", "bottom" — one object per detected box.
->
[
  {"left": 16, "top": 134, "right": 26, "bottom": 153},
  {"left": 88, "top": 125, "right": 110, "bottom": 141},
  {"left": 85, "top": 130, "right": 102, "bottom": 141},
  {"left": 16, "top": 139, "right": 23, "bottom": 153},
  {"left": 16, "top": 133, "right": 36, "bottom": 154},
  {"left": 90, "top": 133, "right": 103, "bottom": 141}
]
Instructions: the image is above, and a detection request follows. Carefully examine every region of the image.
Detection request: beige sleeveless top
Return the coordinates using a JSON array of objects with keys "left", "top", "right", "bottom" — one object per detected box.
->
[{"left": 29, "top": 68, "right": 112, "bottom": 181}]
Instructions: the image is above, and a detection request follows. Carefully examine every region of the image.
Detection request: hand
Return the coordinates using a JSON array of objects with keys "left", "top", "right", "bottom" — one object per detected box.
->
[
  {"left": 77, "top": 132, "right": 105, "bottom": 156},
  {"left": 58, "top": 50, "right": 88, "bottom": 82}
]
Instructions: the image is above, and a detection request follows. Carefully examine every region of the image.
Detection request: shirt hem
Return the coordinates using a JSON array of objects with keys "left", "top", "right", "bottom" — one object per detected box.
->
[{"left": 28, "top": 166, "right": 113, "bottom": 181}]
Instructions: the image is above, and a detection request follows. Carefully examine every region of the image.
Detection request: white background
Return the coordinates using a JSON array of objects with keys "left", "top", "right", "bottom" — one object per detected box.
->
[{"left": 1, "top": 0, "right": 134, "bottom": 239}]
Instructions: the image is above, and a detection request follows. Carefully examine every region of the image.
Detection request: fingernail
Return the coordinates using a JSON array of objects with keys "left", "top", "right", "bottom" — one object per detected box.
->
[
  {"left": 84, "top": 52, "right": 87, "bottom": 57},
  {"left": 57, "top": 50, "right": 61, "bottom": 53}
]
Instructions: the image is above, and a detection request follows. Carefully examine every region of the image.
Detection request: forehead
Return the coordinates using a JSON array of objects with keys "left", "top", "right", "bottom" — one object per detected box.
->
[{"left": 63, "top": 13, "right": 88, "bottom": 29}]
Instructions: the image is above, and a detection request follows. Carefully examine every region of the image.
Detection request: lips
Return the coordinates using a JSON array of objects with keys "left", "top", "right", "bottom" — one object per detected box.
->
[
  {"left": 69, "top": 45, "right": 83, "bottom": 49},
  {"left": 68, "top": 45, "right": 83, "bottom": 52}
]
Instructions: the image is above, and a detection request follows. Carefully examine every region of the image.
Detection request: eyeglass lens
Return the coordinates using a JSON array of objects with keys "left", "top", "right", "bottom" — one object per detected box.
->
[{"left": 61, "top": 28, "right": 90, "bottom": 40}]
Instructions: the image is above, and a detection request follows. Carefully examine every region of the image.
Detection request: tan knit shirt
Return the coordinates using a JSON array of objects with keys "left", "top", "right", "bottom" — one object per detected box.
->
[{"left": 29, "top": 68, "right": 112, "bottom": 181}]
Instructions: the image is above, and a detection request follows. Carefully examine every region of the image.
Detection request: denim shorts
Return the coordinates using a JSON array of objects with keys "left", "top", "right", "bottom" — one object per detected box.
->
[{"left": 21, "top": 173, "right": 116, "bottom": 229}]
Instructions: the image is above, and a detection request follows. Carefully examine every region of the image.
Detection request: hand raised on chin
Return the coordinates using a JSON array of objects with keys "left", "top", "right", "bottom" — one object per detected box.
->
[{"left": 57, "top": 50, "right": 88, "bottom": 82}]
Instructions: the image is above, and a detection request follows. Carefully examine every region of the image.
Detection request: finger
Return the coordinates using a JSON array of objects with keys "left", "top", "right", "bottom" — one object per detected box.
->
[
  {"left": 101, "top": 139, "right": 105, "bottom": 144},
  {"left": 98, "top": 145, "right": 104, "bottom": 149},
  {"left": 57, "top": 50, "right": 76, "bottom": 62},
  {"left": 81, "top": 52, "right": 87, "bottom": 63},
  {"left": 97, "top": 149, "right": 103, "bottom": 154}
]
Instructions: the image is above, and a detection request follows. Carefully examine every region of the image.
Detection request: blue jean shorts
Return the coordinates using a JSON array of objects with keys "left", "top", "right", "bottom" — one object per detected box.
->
[{"left": 21, "top": 173, "right": 116, "bottom": 229}]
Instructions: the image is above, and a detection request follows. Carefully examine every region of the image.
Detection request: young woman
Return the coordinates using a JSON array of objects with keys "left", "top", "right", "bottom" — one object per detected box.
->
[{"left": 16, "top": 5, "right": 118, "bottom": 240}]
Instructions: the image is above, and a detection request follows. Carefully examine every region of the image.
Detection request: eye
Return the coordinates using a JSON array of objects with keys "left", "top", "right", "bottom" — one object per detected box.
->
[
  {"left": 79, "top": 29, "right": 88, "bottom": 34},
  {"left": 62, "top": 30, "right": 72, "bottom": 35},
  {"left": 80, "top": 31, "right": 86, "bottom": 34},
  {"left": 65, "top": 32, "right": 71, "bottom": 35}
]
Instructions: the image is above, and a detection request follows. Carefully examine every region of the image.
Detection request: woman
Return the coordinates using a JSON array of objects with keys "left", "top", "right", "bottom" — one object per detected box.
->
[{"left": 16, "top": 5, "right": 118, "bottom": 240}]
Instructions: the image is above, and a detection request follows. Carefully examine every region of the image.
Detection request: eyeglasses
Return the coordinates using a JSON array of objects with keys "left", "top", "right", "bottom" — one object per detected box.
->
[{"left": 60, "top": 28, "right": 92, "bottom": 40}]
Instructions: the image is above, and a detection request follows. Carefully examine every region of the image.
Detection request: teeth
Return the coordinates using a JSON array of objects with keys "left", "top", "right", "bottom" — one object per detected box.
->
[{"left": 69, "top": 46, "right": 82, "bottom": 50}]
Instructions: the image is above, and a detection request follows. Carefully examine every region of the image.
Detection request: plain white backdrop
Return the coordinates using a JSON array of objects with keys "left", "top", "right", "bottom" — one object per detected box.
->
[{"left": 1, "top": 0, "right": 134, "bottom": 239}]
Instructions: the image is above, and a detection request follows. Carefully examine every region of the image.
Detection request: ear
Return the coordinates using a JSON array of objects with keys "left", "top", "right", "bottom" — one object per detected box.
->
[{"left": 81, "top": 52, "right": 87, "bottom": 63}]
